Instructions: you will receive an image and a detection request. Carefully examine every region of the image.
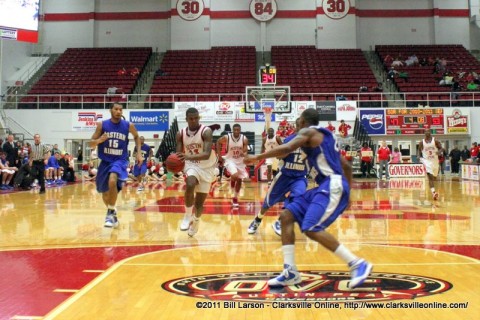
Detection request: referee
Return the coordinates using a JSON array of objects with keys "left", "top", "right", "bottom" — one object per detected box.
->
[{"left": 29, "top": 134, "right": 50, "bottom": 194}]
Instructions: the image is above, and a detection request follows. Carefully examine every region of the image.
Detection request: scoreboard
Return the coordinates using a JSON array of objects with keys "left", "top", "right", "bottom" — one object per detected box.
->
[
  {"left": 386, "top": 108, "right": 444, "bottom": 135},
  {"left": 259, "top": 65, "right": 277, "bottom": 85}
]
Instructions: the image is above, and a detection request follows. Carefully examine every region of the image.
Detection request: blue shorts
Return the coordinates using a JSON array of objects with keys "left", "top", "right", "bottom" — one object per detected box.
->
[
  {"left": 96, "top": 159, "right": 129, "bottom": 193},
  {"left": 262, "top": 172, "right": 307, "bottom": 209},
  {"left": 286, "top": 175, "right": 350, "bottom": 232},
  {"left": 133, "top": 163, "right": 147, "bottom": 177}
]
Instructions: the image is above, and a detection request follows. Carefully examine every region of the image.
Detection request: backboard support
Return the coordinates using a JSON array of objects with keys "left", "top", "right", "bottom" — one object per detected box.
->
[{"left": 244, "top": 86, "right": 291, "bottom": 114}]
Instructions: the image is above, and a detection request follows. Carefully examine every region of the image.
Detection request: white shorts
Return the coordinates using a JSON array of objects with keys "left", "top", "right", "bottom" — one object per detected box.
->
[
  {"left": 1, "top": 169, "right": 15, "bottom": 175},
  {"left": 422, "top": 159, "right": 439, "bottom": 177},
  {"left": 265, "top": 157, "right": 279, "bottom": 168},
  {"left": 224, "top": 160, "right": 249, "bottom": 179},
  {"left": 184, "top": 164, "right": 216, "bottom": 193}
]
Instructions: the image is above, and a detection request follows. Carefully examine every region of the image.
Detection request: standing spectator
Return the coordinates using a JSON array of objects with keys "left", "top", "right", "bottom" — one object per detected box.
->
[
  {"left": 29, "top": 134, "right": 50, "bottom": 194},
  {"left": 2, "top": 135, "right": 18, "bottom": 169},
  {"left": 460, "top": 145, "right": 470, "bottom": 162},
  {"left": 377, "top": 141, "right": 391, "bottom": 180},
  {"left": 341, "top": 145, "right": 354, "bottom": 165},
  {"left": 360, "top": 142, "right": 373, "bottom": 178},
  {"left": 449, "top": 145, "right": 461, "bottom": 176},
  {"left": 338, "top": 120, "right": 351, "bottom": 138},
  {"left": 438, "top": 146, "right": 447, "bottom": 175},
  {"left": 77, "top": 149, "right": 83, "bottom": 162},
  {"left": 326, "top": 121, "right": 335, "bottom": 133},
  {"left": 390, "top": 147, "right": 402, "bottom": 164},
  {"left": 50, "top": 143, "right": 61, "bottom": 156},
  {"left": 470, "top": 142, "right": 478, "bottom": 161}
]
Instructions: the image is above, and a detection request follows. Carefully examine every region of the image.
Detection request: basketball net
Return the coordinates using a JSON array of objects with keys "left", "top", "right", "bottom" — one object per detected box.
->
[{"left": 263, "top": 106, "right": 273, "bottom": 131}]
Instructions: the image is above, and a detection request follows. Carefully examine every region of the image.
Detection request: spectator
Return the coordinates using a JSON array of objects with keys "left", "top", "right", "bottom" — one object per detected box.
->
[
  {"left": 398, "top": 71, "right": 409, "bottom": 82},
  {"left": 59, "top": 153, "right": 75, "bottom": 182},
  {"left": 50, "top": 143, "right": 61, "bottom": 156},
  {"left": 77, "top": 149, "right": 83, "bottom": 162},
  {"left": 338, "top": 120, "right": 351, "bottom": 138},
  {"left": 372, "top": 82, "right": 383, "bottom": 92},
  {"left": 130, "top": 67, "right": 140, "bottom": 77},
  {"left": 360, "top": 142, "right": 373, "bottom": 178},
  {"left": 117, "top": 67, "right": 127, "bottom": 76},
  {"left": 336, "top": 94, "right": 346, "bottom": 101},
  {"left": 359, "top": 84, "right": 368, "bottom": 92},
  {"left": 405, "top": 54, "right": 418, "bottom": 66},
  {"left": 467, "top": 81, "right": 479, "bottom": 91},
  {"left": 107, "top": 87, "right": 122, "bottom": 96},
  {"left": 391, "top": 58, "right": 403, "bottom": 67},
  {"left": 449, "top": 145, "right": 461, "bottom": 175},
  {"left": 460, "top": 145, "right": 470, "bottom": 162},
  {"left": 377, "top": 141, "right": 391, "bottom": 180},
  {"left": 326, "top": 121, "right": 335, "bottom": 133},
  {"left": 2, "top": 134, "right": 18, "bottom": 169},
  {"left": 387, "top": 67, "right": 397, "bottom": 81},
  {"left": 391, "top": 147, "right": 402, "bottom": 163},
  {"left": 470, "top": 142, "right": 479, "bottom": 161},
  {"left": 0, "top": 152, "right": 17, "bottom": 190}
]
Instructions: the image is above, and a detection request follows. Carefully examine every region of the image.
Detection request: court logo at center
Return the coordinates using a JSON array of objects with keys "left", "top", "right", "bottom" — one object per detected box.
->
[{"left": 162, "top": 271, "right": 451, "bottom": 302}]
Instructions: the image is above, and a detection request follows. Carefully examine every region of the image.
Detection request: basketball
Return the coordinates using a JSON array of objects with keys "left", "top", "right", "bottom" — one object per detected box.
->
[{"left": 165, "top": 154, "right": 185, "bottom": 173}]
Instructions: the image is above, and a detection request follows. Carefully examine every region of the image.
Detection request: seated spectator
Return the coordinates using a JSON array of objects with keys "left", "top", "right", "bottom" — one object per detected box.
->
[
  {"left": 451, "top": 80, "right": 462, "bottom": 100},
  {"left": 83, "top": 161, "right": 97, "bottom": 181},
  {"left": 106, "top": 87, "right": 122, "bottom": 96},
  {"left": 117, "top": 67, "right": 127, "bottom": 76},
  {"left": 130, "top": 67, "right": 140, "bottom": 77},
  {"left": 372, "top": 82, "right": 383, "bottom": 92},
  {"left": 13, "top": 162, "right": 34, "bottom": 190},
  {"left": 387, "top": 67, "right": 397, "bottom": 81},
  {"left": 405, "top": 54, "right": 418, "bottom": 66},
  {"left": 398, "top": 71, "right": 409, "bottom": 82},
  {"left": 0, "top": 152, "right": 17, "bottom": 190},
  {"left": 155, "top": 69, "right": 168, "bottom": 77},
  {"left": 336, "top": 94, "right": 347, "bottom": 101},
  {"left": 439, "top": 74, "right": 454, "bottom": 86},
  {"left": 45, "top": 152, "right": 64, "bottom": 185},
  {"left": 359, "top": 84, "right": 368, "bottom": 92},
  {"left": 383, "top": 55, "right": 393, "bottom": 65},
  {"left": 391, "top": 58, "right": 403, "bottom": 67},
  {"left": 59, "top": 153, "right": 75, "bottom": 182},
  {"left": 467, "top": 81, "right": 479, "bottom": 91},
  {"left": 419, "top": 58, "right": 428, "bottom": 66}
]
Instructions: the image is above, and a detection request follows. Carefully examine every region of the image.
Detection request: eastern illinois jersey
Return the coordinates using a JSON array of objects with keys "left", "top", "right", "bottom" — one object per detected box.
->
[
  {"left": 98, "top": 119, "right": 130, "bottom": 162},
  {"left": 138, "top": 143, "right": 151, "bottom": 163},
  {"left": 181, "top": 125, "right": 217, "bottom": 169},
  {"left": 302, "top": 126, "right": 343, "bottom": 185},
  {"left": 280, "top": 134, "right": 307, "bottom": 178}
]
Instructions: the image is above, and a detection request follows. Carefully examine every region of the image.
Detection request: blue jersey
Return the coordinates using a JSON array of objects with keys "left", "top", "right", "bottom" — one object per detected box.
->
[
  {"left": 280, "top": 134, "right": 308, "bottom": 178},
  {"left": 47, "top": 155, "right": 59, "bottom": 168},
  {"left": 98, "top": 119, "right": 130, "bottom": 162},
  {"left": 302, "top": 127, "right": 343, "bottom": 185},
  {"left": 138, "top": 143, "right": 151, "bottom": 163}
]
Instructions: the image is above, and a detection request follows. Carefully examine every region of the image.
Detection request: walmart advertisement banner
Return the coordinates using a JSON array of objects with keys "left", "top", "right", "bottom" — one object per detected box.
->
[
  {"left": 129, "top": 111, "right": 169, "bottom": 131},
  {"left": 359, "top": 109, "right": 386, "bottom": 135}
]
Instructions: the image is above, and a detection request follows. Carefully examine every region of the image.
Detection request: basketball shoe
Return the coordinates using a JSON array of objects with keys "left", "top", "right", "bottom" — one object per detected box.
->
[
  {"left": 348, "top": 259, "right": 373, "bottom": 289},
  {"left": 232, "top": 197, "right": 239, "bottom": 207},
  {"left": 247, "top": 220, "right": 260, "bottom": 234},
  {"left": 267, "top": 264, "right": 302, "bottom": 287},
  {"left": 187, "top": 217, "right": 199, "bottom": 237},
  {"left": 180, "top": 212, "right": 191, "bottom": 231},
  {"left": 271, "top": 220, "right": 281, "bottom": 236},
  {"left": 104, "top": 210, "right": 119, "bottom": 228}
]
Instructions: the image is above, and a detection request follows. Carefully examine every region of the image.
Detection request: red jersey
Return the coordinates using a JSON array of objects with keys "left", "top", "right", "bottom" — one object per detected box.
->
[{"left": 341, "top": 149, "right": 353, "bottom": 161}]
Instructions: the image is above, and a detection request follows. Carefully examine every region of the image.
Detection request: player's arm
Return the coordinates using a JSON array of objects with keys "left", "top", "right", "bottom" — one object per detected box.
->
[
  {"left": 185, "top": 127, "right": 214, "bottom": 161},
  {"left": 435, "top": 140, "right": 443, "bottom": 154},
  {"left": 89, "top": 122, "right": 107, "bottom": 148},
  {"left": 216, "top": 135, "right": 226, "bottom": 157},
  {"left": 176, "top": 131, "right": 183, "bottom": 153},
  {"left": 129, "top": 123, "right": 143, "bottom": 165},
  {"left": 276, "top": 135, "right": 283, "bottom": 145},
  {"left": 261, "top": 137, "right": 266, "bottom": 153},
  {"left": 242, "top": 135, "right": 249, "bottom": 156},
  {"left": 247, "top": 128, "right": 312, "bottom": 162}
]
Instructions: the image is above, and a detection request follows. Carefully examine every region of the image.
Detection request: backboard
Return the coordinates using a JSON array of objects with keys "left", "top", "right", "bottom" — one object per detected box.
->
[{"left": 244, "top": 86, "right": 291, "bottom": 114}]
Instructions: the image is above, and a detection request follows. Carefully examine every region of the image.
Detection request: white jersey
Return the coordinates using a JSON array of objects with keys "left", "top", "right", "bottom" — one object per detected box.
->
[
  {"left": 421, "top": 137, "right": 439, "bottom": 177},
  {"left": 422, "top": 137, "right": 439, "bottom": 163},
  {"left": 181, "top": 125, "right": 217, "bottom": 169},
  {"left": 224, "top": 133, "right": 245, "bottom": 165},
  {"left": 264, "top": 135, "right": 280, "bottom": 152}
]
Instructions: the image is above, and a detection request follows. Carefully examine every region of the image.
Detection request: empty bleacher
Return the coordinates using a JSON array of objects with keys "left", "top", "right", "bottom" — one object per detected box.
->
[
  {"left": 148, "top": 46, "right": 256, "bottom": 103},
  {"left": 20, "top": 47, "right": 152, "bottom": 109},
  {"left": 271, "top": 46, "right": 379, "bottom": 101}
]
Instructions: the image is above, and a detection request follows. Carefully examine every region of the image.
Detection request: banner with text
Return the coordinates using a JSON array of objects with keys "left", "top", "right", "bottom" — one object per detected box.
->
[
  {"left": 445, "top": 108, "right": 470, "bottom": 134},
  {"left": 72, "top": 111, "right": 104, "bottom": 131},
  {"left": 129, "top": 111, "right": 169, "bottom": 132},
  {"left": 336, "top": 101, "right": 357, "bottom": 121},
  {"left": 359, "top": 109, "right": 386, "bottom": 135}
]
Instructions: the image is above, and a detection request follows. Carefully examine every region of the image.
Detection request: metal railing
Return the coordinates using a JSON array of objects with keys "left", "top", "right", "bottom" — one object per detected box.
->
[{"left": 5, "top": 91, "right": 480, "bottom": 110}]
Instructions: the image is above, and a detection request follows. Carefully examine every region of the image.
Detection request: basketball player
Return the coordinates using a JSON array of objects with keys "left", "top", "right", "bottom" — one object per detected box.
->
[
  {"left": 90, "top": 102, "right": 143, "bottom": 228},
  {"left": 215, "top": 124, "right": 249, "bottom": 207},
  {"left": 133, "top": 136, "right": 152, "bottom": 191},
  {"left": 245, "top": 109, "right": 372, "bottom": 289},
  {"left": 247, "top": 118, "right": 308, "bottom": 235},
  {"left": 418, "top": 128, "right": 442, "bottom": 200},
  {"left": 176, "top": 108, "right": 217, "bottom": 237},
  {"left": 262, "top": 128, "right": 283, "bottom": 184}
]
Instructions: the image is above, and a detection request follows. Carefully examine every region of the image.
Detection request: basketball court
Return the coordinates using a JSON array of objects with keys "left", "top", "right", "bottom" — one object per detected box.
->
[{"left": 0, "top": 176, "right": 479, "bottom": 320}]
